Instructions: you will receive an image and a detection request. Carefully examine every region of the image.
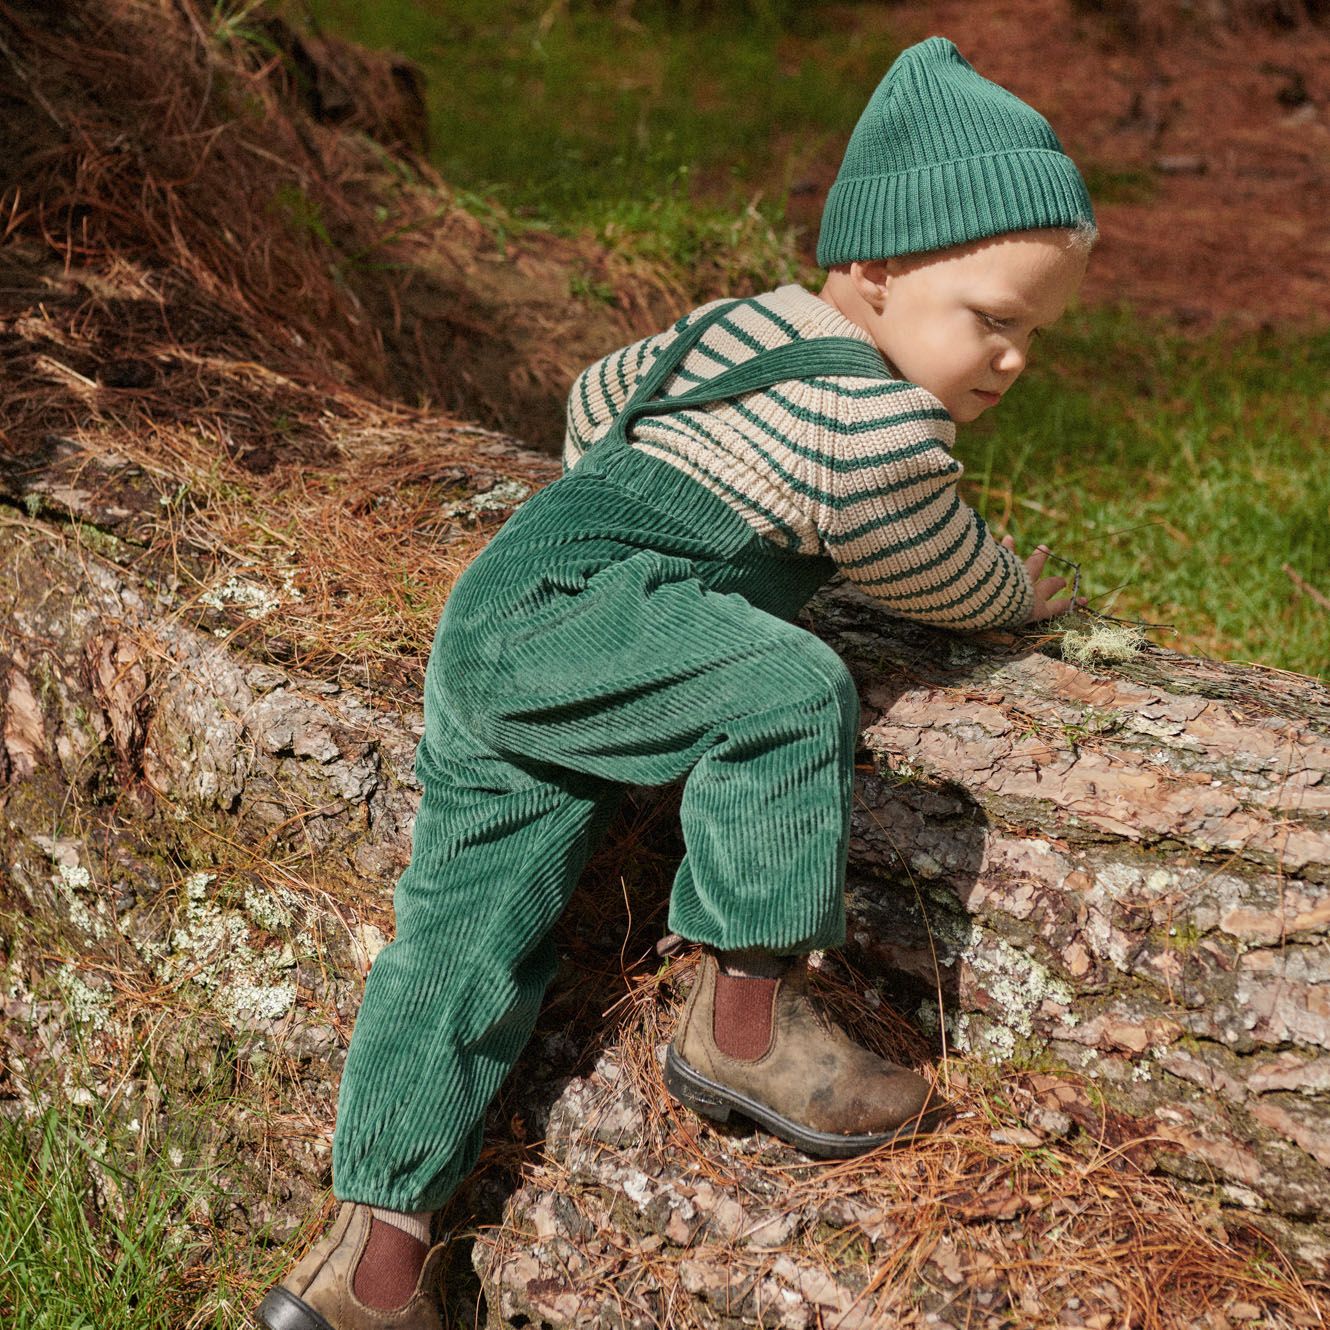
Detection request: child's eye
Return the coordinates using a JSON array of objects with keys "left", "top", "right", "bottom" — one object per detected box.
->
[{"left": 977, "top": 311, "right": 1010, "bottom": 331}]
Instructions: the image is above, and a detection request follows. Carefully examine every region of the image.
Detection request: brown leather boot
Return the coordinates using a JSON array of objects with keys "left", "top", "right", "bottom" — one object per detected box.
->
[
  {"left": 256, "top": 1202, "right": 446, "bottom": 1330},
  {"left": 665, "top": 950, "right": 944, "bottom": 1157}
]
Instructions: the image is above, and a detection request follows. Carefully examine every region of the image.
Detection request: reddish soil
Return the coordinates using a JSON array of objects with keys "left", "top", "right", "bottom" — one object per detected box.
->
[{"left": 786, "top": 1, "right": 1330, "bottom": 330}]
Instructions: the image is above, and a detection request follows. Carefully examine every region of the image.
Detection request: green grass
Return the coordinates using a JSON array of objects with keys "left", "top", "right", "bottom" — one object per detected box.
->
[
  {"left": 299, "top": 0, "right": 901, "bottom": 224},
  {"left": 0, "top": 1022, "right": 293, "bottom": 1330},
  {"left": 2, "top": 1109, "right": 205, "bottom": 1328},
  {"left": 964, "top": 307, "right": 1330, "bottom": 678},
  {"left": 591, "top": 185, "right": 806, "bottom": 290},
  {"left": 291, "top": 2, "right": 1329, "bottom": 677}
]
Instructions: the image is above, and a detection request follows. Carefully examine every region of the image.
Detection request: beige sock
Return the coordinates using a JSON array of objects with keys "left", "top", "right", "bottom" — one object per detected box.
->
[
  {"left": 369, "top": 1206, "right": 433, "bottom": 1245},
  {"left": 717, "top": 948, "right": 799, "bottom": 979}
]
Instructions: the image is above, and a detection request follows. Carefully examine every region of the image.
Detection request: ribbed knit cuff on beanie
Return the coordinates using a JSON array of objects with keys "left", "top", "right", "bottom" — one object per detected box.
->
[{"left": 817, "top": 36, "right": 1096, "bottom": 267}]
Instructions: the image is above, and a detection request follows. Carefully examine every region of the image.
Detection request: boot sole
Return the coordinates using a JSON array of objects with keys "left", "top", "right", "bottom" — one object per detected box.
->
[
  {"left": 664, "top": 1045, "right": 944, "bottom": 1158},
  {"left": 255, "top": 1287, "right": 336, "bottom": 1330}
]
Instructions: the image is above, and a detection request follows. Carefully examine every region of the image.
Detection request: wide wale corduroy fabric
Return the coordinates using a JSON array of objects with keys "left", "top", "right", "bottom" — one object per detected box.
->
[
  {"left": 565, "top": 285, "right": 1035, "bottom": 632},
  {"left": 331, "top": 306, "right": 885, "bottom": 1211}
]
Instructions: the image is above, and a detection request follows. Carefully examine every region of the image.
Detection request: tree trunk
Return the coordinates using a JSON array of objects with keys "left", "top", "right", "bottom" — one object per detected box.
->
[
  {"left": 3, "top": 437, "right": 1328, "bottom": 1318},
  {"left": 829, "top": 587, "right": 1330, "bottom": 1234}
]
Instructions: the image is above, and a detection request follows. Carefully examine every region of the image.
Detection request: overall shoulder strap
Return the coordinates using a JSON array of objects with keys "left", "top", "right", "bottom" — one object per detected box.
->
[{"left": 607, "top": 300, "right": 891, "bottom": 447}]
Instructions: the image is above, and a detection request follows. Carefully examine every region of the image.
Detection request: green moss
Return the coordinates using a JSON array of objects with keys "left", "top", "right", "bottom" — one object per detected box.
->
[
  {"left": 31, "top": 656, "right": 60, "bottom": 714},
  {"left": 1002, "top": 1043, "right": 1074, "bottom": 1078},
  {"left": 70, "top": 520, "right": 128, "bottom": 561},
  {"left": 1059, "top": 706, "right": 1126, "bottom": 748},
  {"left": 1164, "top": 919, "right": 1203, "bottom": 953},
  {"left": 809, "top": 1223, "right": 873, "bottom": 1265}
]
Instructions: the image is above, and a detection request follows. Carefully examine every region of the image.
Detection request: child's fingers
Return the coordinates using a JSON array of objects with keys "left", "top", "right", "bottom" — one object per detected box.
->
[
  {"left": 1024, "top": 543, "right": 1050, "bottom": 578},
  {"left": 1029, "top": 596, "right": 1073, "bottom": 621},
  {"left": 1001, "top": 534, "right": 1016, "bottom": 551}
]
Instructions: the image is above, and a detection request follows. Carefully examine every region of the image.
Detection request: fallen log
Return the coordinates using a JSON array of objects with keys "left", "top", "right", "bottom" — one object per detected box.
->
[
  {"left": 2, "top": 431, "right": 1327, "bottom": 1324},
  {"left": 480, "top": 584, "right": 1330, "bottom": 1326}
]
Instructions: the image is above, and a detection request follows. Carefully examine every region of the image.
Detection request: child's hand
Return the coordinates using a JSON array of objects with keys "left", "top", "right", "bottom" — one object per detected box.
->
[{"left": 1001, "top": 536, "right": 1087, "bottom": 623}]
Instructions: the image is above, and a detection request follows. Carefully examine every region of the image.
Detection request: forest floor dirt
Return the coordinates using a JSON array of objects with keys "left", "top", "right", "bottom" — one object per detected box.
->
[{"left": 783, "top": 0, "right": 1330, "bottom": 331}]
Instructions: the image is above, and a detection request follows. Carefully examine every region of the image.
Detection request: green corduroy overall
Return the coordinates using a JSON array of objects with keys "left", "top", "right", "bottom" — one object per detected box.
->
[{"left": 331, "top": 301, "right": 892, "bottom": 1210}]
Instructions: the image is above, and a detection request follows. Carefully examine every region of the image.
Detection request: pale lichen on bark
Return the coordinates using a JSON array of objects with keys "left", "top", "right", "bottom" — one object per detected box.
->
[{"left": 2, "top": 436, "right": 1329, "bottom": 1307}]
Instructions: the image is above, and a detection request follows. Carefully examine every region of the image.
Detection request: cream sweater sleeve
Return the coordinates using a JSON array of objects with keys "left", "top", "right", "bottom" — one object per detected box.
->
[{"left": 803, "top": 376, "right": 1035, "bottom": 630}]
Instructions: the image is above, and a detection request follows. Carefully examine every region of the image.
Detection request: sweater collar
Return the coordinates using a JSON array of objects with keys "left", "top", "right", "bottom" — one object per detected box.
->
[{"left": 768, "top": 284, "right": 883, "bottom": 351}]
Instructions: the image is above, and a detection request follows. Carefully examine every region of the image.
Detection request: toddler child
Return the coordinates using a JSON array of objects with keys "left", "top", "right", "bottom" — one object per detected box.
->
[{"left": 258, "top": 36, "right": 1095, "bottom": 1330}]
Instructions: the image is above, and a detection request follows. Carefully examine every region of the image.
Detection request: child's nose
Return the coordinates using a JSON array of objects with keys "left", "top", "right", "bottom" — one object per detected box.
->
[{"left": 992, "top": 343, "right": 1026, "bottom": 377}]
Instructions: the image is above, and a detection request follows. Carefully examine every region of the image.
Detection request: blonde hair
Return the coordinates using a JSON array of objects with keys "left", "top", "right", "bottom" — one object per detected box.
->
[{"left": 1061, "top": 220, "right": 1100, "bottom": 255}]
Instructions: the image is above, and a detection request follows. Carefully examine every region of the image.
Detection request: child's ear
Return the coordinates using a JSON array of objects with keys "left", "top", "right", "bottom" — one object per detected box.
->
[{"left": 850, "top": 260, "right": 893, "bottom": 313}]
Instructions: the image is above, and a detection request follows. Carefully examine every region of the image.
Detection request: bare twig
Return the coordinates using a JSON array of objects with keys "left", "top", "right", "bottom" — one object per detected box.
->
[{"left": 1283, "top": 562, "right": 1330, "bottom": 613}]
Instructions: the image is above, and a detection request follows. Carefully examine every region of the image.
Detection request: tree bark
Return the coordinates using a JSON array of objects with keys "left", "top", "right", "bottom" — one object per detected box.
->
[
  {"left": 827, "top": 589, "right": 1330, "bottom": 1235},
  {"left": 2, "top": 436, "right": 1328, "bottom": 1310}
]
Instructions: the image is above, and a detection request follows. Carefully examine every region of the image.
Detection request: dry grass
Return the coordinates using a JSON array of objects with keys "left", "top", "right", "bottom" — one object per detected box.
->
[
  {"left": 465, "top": 933, "right": 1329, "bottom": 1328},
  {"left": 127, "top": 402, "right": 548, "bottom": 681},
  {"left": 3, "top": 0, "right": 413, "bottom": 393},
  {"left": 0, "top": 248, "right": 559, "bottom": 687}
]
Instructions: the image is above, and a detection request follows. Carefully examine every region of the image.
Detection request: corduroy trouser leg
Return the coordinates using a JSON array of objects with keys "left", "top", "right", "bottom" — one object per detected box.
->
[{"left": 331, "top": 465, "right": 859, "bottom": 1211}]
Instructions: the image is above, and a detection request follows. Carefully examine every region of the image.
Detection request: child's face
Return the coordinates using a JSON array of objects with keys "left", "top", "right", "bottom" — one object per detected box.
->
[{"left": 855, "top": 231, "right": 1087, "bottom": 424}]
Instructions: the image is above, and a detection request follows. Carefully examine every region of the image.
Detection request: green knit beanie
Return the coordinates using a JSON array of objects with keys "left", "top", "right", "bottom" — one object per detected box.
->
[{"left": 817, "top": 37, "right": 1095, "bottom": 267}]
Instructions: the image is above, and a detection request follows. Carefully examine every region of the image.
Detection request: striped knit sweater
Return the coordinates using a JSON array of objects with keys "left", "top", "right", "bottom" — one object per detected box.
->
[{"left": 563, "top": 284, "right": 1035, "bottom": 631}]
